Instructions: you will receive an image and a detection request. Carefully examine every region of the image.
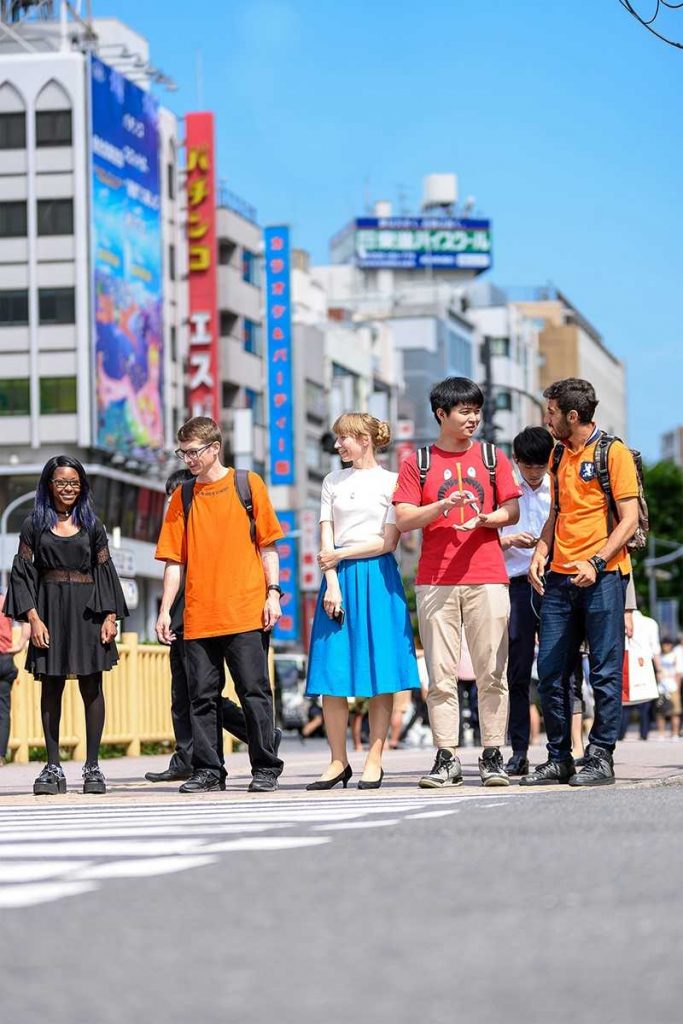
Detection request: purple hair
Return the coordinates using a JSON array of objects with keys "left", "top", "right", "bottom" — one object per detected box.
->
[{"left": 33, "top": 456, "right": 96, "bottom": 534}]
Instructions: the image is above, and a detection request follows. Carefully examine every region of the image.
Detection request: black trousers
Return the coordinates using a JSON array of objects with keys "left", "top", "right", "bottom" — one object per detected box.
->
[
  {"left": 169, "top": 635, "right": 250, "bottom": 772},
  {"left": 507, "top": 578, "right": 540, "bottom": 755},
  {"left": 0, "top": 654, "right": 18, "bottom": 759},
  {"left": 185, "top": 630, "right": 282, "bottom": 778}
]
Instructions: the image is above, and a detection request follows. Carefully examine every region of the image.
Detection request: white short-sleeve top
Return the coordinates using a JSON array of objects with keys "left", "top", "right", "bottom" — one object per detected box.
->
[{"left": 320, "top": 466, "right": 397, "bottom": 549}]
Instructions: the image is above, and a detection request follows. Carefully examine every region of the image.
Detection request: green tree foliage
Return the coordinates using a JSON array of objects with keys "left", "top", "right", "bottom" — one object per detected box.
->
[{"left": 632, "top": 461, "right": 683, "bottom": 619}]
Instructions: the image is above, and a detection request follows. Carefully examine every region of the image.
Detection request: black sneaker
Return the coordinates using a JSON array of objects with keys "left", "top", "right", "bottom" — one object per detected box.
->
[
  {"left": 418, "top": 749, "right": 464, "bottom": 789},
  {"left": 144, "top": 766, "right": 193, "bottom": 783},
  {"left": 179, "top": 769, "right": 226, "bottom": 793},
  {"left": 33, "top": 763, "right": 66, "bottom": 796},
  {"left": 567, "top": 744, "right": 615, "bottom": 787},
  {"left": 82, "top": 762, "right": 106, "bottom": 795},
  {"left": 519, "top": 759, "right": 575, "bottom": 786},
  {"left": 505, "top": 753, "right": 530, "bottom": 777},
  {"left": 248, "top": 769, "right": 279, "bottom": 793},
  {"left": 478, "top": 747, "right": 510, "bottom": 787}
]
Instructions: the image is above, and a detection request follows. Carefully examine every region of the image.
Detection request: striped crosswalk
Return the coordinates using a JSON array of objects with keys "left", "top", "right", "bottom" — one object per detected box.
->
[{"left": 0, "top": 791, "right": 491, "bottom": 909}]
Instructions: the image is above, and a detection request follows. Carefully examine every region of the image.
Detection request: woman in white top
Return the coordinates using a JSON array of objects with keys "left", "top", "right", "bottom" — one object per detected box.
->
[{"left": 305, "top": 413, "right": 419, "bottom": 790}]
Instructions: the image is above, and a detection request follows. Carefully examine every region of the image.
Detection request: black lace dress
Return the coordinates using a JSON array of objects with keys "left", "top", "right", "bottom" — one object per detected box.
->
[{"left": 4, "top": 516, "right": 129, "bottom": 680}]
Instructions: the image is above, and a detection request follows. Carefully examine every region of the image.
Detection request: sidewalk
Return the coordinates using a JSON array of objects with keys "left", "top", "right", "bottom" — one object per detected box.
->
[{"left": 1, "top": 734, "right": 682, "bottom": 805}]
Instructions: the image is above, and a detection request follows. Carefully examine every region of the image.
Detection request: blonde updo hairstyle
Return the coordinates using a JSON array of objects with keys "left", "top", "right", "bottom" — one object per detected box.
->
[{"left": 332, "top": 412, "right": 392, "bottom": 452}]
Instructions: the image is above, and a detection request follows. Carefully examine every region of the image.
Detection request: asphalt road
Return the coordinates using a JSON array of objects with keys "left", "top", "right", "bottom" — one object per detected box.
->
[{"left": 1, "top": 769, "right": 682, "bottom": 1024}]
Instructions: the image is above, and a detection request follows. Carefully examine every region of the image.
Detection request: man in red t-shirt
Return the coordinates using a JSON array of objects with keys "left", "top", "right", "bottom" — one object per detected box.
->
[{"left": 394, "top": 377, "right": 520, "bottom": 787}]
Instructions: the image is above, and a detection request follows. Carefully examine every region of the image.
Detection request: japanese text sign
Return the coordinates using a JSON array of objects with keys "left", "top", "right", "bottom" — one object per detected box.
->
[{"left": 265, "top": 226, "right": 295, "bottom": 485}]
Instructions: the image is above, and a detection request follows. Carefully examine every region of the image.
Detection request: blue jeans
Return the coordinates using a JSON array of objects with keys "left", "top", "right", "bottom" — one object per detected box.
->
[{"left": 537, "top": 571, "right": 628, "bottom": 760}]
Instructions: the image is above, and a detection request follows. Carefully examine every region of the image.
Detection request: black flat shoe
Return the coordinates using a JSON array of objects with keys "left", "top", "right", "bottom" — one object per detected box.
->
[
  {"left": 306, "top": 764, "right": 352, "bottom": 790},
  {"left": 145, "top": 767, "right": 193, "bottom": 783},
  {"left": 358, "top": 768, "right": 384, "bottom": 790}
]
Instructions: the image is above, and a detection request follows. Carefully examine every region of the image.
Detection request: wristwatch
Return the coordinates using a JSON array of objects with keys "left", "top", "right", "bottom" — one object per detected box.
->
[
  {"left": 267, "top": 584, "right": 283, "bottom": 597},
  {"left": 589, "top": 555, "right": 607, "bottom": 575}
]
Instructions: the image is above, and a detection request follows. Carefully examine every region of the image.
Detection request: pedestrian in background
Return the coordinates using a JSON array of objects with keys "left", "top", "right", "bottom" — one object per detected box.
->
[
  {"left": 618, "top": 577, "right": 660, "bottom": 742},
  {"left": 156, "top": 417, "right": 284, "bottom": 793},
  {"left": 0, "top": 591, "right": 30, "bottom": 766},
  {"left": 500, "top": 426, "right": 554, "bottom": 776},
  {"left": 305, "top": 413, "right": 419, "bottom": 790},
  {"left": 4, "top": 456, "right": 128, "bottom": 795},
  {"left": 394, "top": 376, "right": 521, "bottom": 789},
  {"left": 527, "top": 378, "right": 639, "bottom": 786}
]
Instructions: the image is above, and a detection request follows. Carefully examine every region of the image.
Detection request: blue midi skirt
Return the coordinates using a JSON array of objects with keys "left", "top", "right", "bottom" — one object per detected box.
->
[{"left": 305, "top": 553, "right": 420, "bottom": 698}]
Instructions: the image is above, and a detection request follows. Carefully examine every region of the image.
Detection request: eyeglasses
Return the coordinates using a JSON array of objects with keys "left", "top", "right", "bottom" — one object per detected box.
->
[
  {"left": 51, "top": 479, "right": 81, "bottom": 491},
  {"left": 174, "top": 442, "right": 215, "bottom": 462}
]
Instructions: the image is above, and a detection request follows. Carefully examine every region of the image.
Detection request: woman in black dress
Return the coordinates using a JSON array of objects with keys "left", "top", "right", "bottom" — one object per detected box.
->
[{"left": 5, "top": 456, "right": 128, "bottom": 795}]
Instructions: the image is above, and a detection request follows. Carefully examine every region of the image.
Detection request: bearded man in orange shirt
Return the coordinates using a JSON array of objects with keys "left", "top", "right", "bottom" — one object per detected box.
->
[
  {"left": 155, "top": 417, "right": 284, "bottom": 793},
  {"left": 526, "top": 379, "right": 639, "bottom": 788}
]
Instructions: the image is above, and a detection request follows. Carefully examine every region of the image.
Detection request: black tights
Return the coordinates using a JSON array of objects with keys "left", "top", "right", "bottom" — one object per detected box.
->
[{"left": 40, "top": 673, "right": 105, "bottom": 765}]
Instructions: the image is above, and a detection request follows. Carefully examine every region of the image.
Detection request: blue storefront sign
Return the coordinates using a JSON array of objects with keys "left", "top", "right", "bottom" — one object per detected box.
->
[
  {"left": 265, "top": 226, "right": 295, "bottom": 485},
  {"left": 353, "top": 216, "right": 492, "bottom": 271},
  {"left": 274, "top": 511, "right": 299, "bottom": 643},
  {"left": 90, "top": 56, "right": 164, "bottom": 456}
]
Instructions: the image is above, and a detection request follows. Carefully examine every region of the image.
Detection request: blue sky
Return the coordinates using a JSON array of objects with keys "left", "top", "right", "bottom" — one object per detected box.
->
[{"left": 94, "top": 0, "right": 682, "bottom": 460}]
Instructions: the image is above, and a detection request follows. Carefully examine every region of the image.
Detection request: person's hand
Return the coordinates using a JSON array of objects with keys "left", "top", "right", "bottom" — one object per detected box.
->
[
  {"left": 263, "top": 592, "right": 282, "bottom": 632},
  {"left": 624, "top": 610, "right": 634, "bottom": 639},
  {"left": 564, "top": 560, "right": 597, "bottom": 588},
  {"left": 453, "top": 512, "right": 490, "bottom": 533},
  {"left": 323, "top": 583, "right": 342, "bottom": 619},
  {"left": 155, "top": 610, "right": 175, "bottom": 646},
  {"left": 506, "top": 532, "right": 538, "bottom": 549},
  {"left": 318, "top": 548, "right": 342, "bottom": 572},
  {"left": 528, "top": 551, "right": 547, "bottom": 595},
  {"left": 100, "top": 616, "right": 117, "bottom": 645},
  {"left": 441, "top": 492, "right": 476, "bottom": 516},
  {"left": 30, "top": 617, "right": 50, "bottom": 649}
]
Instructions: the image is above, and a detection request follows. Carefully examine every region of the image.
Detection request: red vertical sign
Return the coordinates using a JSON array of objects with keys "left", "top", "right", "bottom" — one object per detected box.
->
[{"left": 185, "top": 112, "right": 219, "bottom": 421}]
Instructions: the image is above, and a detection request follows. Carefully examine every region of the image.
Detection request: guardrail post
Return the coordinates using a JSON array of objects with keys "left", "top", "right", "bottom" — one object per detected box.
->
[{"left": 123, "top": 631, "right": 141, "bottom": 756}]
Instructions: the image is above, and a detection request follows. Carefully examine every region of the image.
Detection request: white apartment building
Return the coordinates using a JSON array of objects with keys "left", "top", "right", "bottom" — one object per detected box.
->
[{"left": 0, "top": 7, "right": 186, "bottom": 637}]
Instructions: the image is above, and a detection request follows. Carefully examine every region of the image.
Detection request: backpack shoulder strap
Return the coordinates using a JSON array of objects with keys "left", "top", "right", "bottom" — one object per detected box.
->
[
  {"left": 234, "top": 469, "right": 257, "bottom": 545},
  {"left": 417, "top": 445, "right": 431, "bottom": 490},
  {"left": 550, "top": 443, "right": 565, "bottom": 515},
  {"left": 480, "top": 441, "right": 498, "bottom": 508},
  {"left": 594, "top": 432, "right": 618, "bottom": 535},
  {"left": 181, "top": 479, "right": 196, "bottom": 523}
]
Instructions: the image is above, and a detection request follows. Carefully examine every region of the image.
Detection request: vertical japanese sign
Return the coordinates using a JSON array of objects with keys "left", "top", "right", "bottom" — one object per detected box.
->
[
  {"left": 185, "top": 113, "right": 219, "bottom": 421},
  {"left": 300, "top": 508, "right": 321, "bottom": 591},
  {"left": 90, "top": 56, "right": 163, "bottom": 454},
  {"left": 265, "top": 226, "right": 295, "bottom": 484},
  {"left": 274, "top": 511, "right": 299, "bottom": 643}
]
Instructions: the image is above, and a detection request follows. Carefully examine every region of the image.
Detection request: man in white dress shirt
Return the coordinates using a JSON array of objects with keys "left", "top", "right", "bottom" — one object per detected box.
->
[{"left": 500, "top": 427, "right": 554, "bottom": 775}]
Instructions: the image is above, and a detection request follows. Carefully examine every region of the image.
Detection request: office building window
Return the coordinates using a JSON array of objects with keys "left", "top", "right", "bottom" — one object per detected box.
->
[
  {"left": 37, "top": 198, "right": 73, "bottom": 236},
  {"left": 168, "top": 243, "right": 176, "bottom": 281},
  {"left": 488, "top": 336, "right": 510, "bottom": 358},
  {"left": 35, "top": 109, "right": 72, "bottom": 147},
  {"left": 170, "top": 325, "right": 177, "bottom": 362},
  {"left": 0, "top": 289, "right": 29, "bottom": 326},
  {"left": 0, "top": 200, "right": 27, "bottom": 237},
  {"left": 245, "top": 387, "right": 264, "bottom": 425},
  {"left": 167, "top": 161, "right": 175, "bottom": 200},
  {"left": 40, "top": 376, "right": 77, "bottom": 414},
  {"left": 243, "top": 318, "right": 262, "bottom": 355},
  {"left": 242, "top": 249, "right": 260, "bottom": 286},
  {"left": 495, "top": 390, "right": 512, "bottom": 411},
  {"left": 219, "top": 240, "right": 236, "bottom": 265},
  {"left": 220, "top": 310, "right": 237, "bottom": 337},
  {"left": 0, "top": 378, "right": 30, "bottom": 416},
  {"left": 39, "top": 287, "right": 75, "bottom": 325},
  {"left": 0, "top": 111, "right": 26, "bottom": 149}
]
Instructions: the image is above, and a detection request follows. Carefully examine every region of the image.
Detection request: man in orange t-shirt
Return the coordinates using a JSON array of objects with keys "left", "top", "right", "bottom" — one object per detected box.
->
[
  {"left": 155, "top": 417, "right": 284, "bottom": 793},
  {"left": 526, "top": 379, "right": 639, "bottom": 788}
]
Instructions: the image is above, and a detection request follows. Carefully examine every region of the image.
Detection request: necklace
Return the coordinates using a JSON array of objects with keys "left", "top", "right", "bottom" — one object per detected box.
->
[{"left": 55, "top": 510, "right": 72, "bottom": 520}]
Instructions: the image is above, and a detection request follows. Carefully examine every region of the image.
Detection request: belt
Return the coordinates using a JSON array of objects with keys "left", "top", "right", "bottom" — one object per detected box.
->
[
  {"left": 509, "top": 574, "right": 530, "bottom": 583},
  {"left": 41, "top": 569, "right": 94, "bottom": 584}
]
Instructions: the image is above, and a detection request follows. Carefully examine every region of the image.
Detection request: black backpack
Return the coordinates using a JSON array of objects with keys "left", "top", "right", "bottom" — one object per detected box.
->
[
  {"left": 417, "top": 441, "right": 499, "bottom": 508},
  {"left": 550, "top": 433, "right": 648, "bottom": 551},
  {"left": 181, "top": 470, "right": 257, "bottom": 545}
]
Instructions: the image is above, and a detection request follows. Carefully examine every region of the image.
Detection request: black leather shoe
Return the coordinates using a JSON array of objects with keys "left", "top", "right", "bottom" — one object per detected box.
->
[
  {"left": 179, "top": 770, "right": 226, "bottom": 793},
  {"left": 358, "top": 768, "right": 384, "bottom": 790},
  {"left": 145, "top": 766, "right": 193, "bottom": 783},
  {"left": 33, "top": 763, "right": 66, "bottom": 796},
  {"left": 568, "top": 744, "right": 615, "bottom": 787},
  {"left": 306, "top": 764, "right": 352, "bottom": 790},
  {"left": 505, "top": 753, "right": 530, "bottom": 777},
  {"left": 82, "top": 762, "right": 106, "bottom": 794},
  {"left": 519, "top": 759, "right": 575, "bottom": 786},
  {"left": 248, "top": 769, "right": 279, "bottom": 793}
]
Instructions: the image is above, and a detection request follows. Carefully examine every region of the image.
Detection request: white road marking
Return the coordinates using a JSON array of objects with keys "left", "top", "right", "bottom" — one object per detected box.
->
[
  {"left": 0, "top": 860, "right": 93, "bottom": 882},
  {"left": 404, "top": 810, "right": 460, "bottom": 819},
  {"left": 314, "top": 819, "right": 401, "bottom": 831},
  {"left": 202, "top": 836, "right": 330, "bottom": 852},
  {"left": 0, "top": 881, "right": 97, "bottom": 908},
  {"left": 72, "top": 855, "right": 218, "bottom": 880}
]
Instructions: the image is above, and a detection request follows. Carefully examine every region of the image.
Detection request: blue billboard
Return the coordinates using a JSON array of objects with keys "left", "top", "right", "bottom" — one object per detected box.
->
[
  {"left": 353, "top": 216, "right": 492, "bottom": 271},
  {"left": 265, "top": 226, "right": 295, "bottom": 485},
  {"left": 274, "top": 511, "right": 299, "bottom": 643},
  {"left": 90, "top": 56, "right": 164, "bottom": 454}
]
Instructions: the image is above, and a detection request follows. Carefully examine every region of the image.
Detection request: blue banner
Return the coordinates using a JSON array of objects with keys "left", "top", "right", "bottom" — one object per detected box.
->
[
  {"left": 353, "top": 216, "right": 492, "bottom": 271},
  {"left": 265, "top": 226, "right": 295, "bottom": 485},
  {"left": 274, "top": 511, "right": 299, "bottom": 643},
  {"left": 90, "top": 56, "right": 164, "bottom": 455}
]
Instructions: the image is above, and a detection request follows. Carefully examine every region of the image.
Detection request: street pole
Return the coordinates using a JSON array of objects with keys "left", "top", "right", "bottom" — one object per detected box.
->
[
  {"left": 0, "top": 490, "right": 36, "bottom": 591},
  {"left": 647, "top": 533, "right": 657, "bottom": 619}
]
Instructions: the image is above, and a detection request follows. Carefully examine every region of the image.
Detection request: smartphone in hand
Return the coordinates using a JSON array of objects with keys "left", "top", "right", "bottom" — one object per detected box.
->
[{"left": 333, "top": 607, "right": 345, "bottom": 626}]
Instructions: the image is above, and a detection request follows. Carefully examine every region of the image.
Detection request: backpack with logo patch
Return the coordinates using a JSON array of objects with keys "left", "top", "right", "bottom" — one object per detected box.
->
[
  {"left": 550, "top": 433, "right": 648, "bottom": 551},
  {"left": 181, "top": 470, "right": 257, "bottom": 545},
  {"left": 416, "top": 441, "right": 498, "bottom": 508}
]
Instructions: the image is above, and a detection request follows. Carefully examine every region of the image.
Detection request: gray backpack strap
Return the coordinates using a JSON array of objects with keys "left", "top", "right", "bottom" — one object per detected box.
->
[
  {"left": 550, "top": 443, "right": 565, "bottom": 515},
  {"left": 234, "top": 469, "right": 257, "bottom": 545},
  {"left": 417, "top": 445, "right": 431, "bottom": 491},
  {"left": 480, "top": 441, "right": 498, "bottom": 509}
]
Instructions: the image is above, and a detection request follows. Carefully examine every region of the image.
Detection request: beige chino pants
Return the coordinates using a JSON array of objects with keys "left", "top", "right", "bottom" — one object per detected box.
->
[{"left": 416, "top": 583, "right": 510, "bottom": 748}]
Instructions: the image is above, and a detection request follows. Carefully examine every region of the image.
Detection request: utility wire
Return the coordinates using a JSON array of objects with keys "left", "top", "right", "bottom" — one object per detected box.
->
[{"left": 618, "top": 0, "right": 683, "bottom": 46}]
